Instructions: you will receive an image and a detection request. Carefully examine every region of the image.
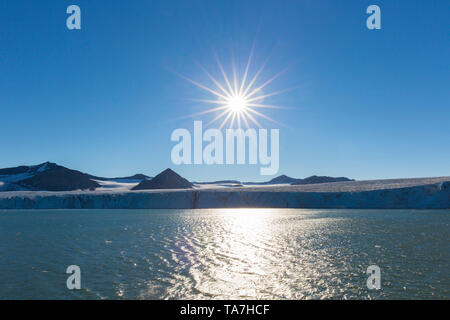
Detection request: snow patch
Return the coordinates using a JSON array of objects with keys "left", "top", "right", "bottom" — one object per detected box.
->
[
  {"left": 37, "top": 163, "right": 50, "bottom": 173},
  {"left": 93, "top": 179, "right": 139, "bottom": 191}
]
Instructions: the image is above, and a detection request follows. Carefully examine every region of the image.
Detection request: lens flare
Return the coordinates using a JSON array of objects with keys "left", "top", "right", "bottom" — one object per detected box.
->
[
  {"left": 179, "top": 47, "right": 290, "bottom": 129},
  {"left": 227, "top": 95, "right": 248, "bottom": 113}
]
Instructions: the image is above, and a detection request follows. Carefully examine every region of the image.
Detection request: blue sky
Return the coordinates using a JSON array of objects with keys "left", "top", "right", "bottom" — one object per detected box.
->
[{"left": 0, "top": 0, "right": 449, "bottom": 181}]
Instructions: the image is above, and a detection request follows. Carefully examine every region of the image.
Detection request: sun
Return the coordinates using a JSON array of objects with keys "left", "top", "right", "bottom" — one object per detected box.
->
[
  {"left": 179, "top": 47, "right": 290, "bottom": 129},
  {"left": 227, "top": 95, "right": 248, "bottom": 113}
]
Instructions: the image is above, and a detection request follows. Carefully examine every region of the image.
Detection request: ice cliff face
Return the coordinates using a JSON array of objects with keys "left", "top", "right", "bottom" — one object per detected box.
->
[{"left": 0, "top": 181, "right": 448, "bottom": 209}]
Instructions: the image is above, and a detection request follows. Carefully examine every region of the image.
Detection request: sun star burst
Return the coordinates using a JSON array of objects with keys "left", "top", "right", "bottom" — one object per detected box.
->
[{"left": 181, "top": 48, "right": 288, "bottom": 129}]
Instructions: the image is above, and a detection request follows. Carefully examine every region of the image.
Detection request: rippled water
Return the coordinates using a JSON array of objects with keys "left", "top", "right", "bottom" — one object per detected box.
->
[{"left": 0, "top": 209, "right": 448, "bottom": 299}]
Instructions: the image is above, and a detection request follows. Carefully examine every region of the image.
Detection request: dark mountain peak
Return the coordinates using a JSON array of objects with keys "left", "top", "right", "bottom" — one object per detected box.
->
[
  {"left": 18, "top": 163, "right": 99, "bottom": 191},
  {"left": 132, "top": 168, "right": 192, "bottom": 190},
  {"left": 35, "top": 161, "right": 58, "bottom": 172},
  {"left": 38, "top": 161, "right": 55, "bottom": 166},
  {"left": 0, "top": 161, "right": 56, "bottom": 176},
  {"left": 126, "top": 174, "right": 150, "bottom": 180},
  {"left": 161, "top": 168, "right": 175, "bottom": 175},
  {"left": 264, "top": 174, "right": 353, "bottom": 186},
  {"left": 293, "top": 176, "right": 353, "bottom": 185},
  {"left": 156, "top": 168, "right": 182, "bottom": 180},
  {"left": 0, "top": 161, "right": 99, "bottom": 192},
  {"left": 267, "top": 174, "right": 299, "bottom": 184}
]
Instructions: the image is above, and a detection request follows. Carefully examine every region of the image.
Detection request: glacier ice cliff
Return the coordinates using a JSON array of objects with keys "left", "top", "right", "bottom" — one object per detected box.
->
[{"left": 0, "top": 181, "right": 449, "bottom": 209}]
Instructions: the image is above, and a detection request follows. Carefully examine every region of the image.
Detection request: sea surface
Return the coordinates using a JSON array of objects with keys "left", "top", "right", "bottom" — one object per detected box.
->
[{"left": 0, "top": 209, "right": 448, "bottom": 299}]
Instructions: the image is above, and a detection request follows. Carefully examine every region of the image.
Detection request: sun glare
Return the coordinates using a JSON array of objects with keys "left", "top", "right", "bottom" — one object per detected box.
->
[
  {"left": 179, "top": 46, "right": 290, "bottom": 129},
  {"left": 227, "top": 95, "right": 248, "bottom": 113}
]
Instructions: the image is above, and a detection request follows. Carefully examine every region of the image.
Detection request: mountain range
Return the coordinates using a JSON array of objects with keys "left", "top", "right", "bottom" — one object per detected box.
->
[{"left": 0, "top": 162, "right": 352, "bottom": 192}]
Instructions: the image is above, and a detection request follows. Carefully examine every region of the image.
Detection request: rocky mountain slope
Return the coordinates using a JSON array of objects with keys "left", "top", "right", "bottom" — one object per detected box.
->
[
  {"left": 132, "top": 168, "right": 193, "bottom": 190},
  {"left": 0, "top": 162, "right": 149, "bottom": 192},
  {"left": 0, "top": 162, "right": 99, "bottom": 191}
]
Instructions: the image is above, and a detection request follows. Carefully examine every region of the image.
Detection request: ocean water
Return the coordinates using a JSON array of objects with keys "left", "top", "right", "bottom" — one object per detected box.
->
[{"left": 0, "top": 209, "right": 448, "bottom": 300}]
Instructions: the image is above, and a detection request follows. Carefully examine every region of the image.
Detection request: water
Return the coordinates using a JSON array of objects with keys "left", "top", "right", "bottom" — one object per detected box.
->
[{"left": 0, "top": 209, "right": 448, "bottom": 300}]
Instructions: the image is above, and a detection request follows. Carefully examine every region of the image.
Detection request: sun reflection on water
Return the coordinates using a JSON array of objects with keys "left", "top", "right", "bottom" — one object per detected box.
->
[
  {"left": 200, "top": 209, "right": 280, "bottom": 298},
  {"left": 130, "top": 208, "right": 439, "bottom": 300},
  {"left": 164, "top": 208, "right": 327, "bottom": 299}
]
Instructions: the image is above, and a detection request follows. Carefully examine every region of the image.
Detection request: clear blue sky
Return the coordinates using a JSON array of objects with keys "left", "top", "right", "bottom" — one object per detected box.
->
[{"left": 0, "top": 0, "right": 449, "bottom": 181}]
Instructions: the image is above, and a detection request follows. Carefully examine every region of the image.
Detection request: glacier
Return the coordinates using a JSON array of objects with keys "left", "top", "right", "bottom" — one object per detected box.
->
[{"left": 0, "top": 178, "right": 449, "bottom": 209}]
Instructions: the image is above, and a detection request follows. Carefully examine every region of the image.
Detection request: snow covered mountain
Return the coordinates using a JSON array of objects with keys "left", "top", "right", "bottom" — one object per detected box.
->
[
  {"left": 0, "top": 162, "right": 355, "bottom": 193},
  {"left": 0, "top": 162, "right": 149, "bottom": 192},
  {"left": 0, "top": 162, "right": 99, "bottom": 191}
]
